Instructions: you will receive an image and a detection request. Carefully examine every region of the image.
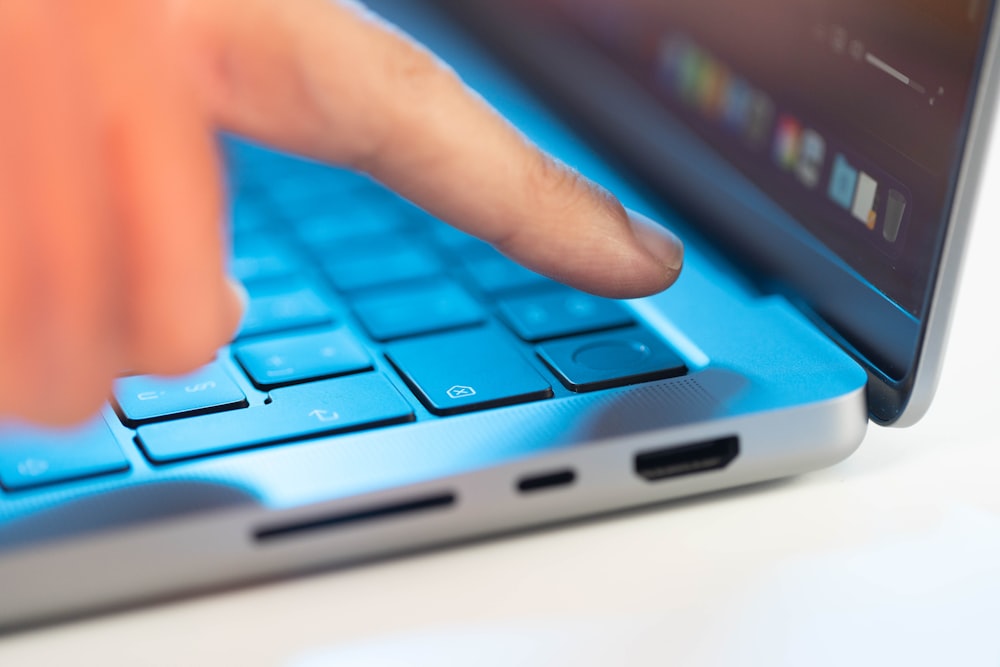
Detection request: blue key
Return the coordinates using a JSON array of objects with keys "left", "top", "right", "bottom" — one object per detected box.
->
[
  {"left": 497, "top": 288, "right": 634, "bottom": 342},
  {"left": 0, "top": 417, "right": 129, "bottom": 492},
  {"left": 289, "top": 196, "right": 418, "bottom": 247},
  {"left": 386, "top": 328, "right": 552, "bottom": 415},
  {"left": 462, "top": 254, "right": 554, "bottom": 296},
  {"left": 293, "top": 211, "right": 411, "bottom": 247},
  {"left": 324, "top": 245, "right": 442, "bottom": 292},
  {"left": 271, "top": 177, "right": 386, "bottom": 217},
  {"left": 229, "top": 198, "right": 275, "bottom": 234},
  {"left": 427, "top": 220, "right": 489, "bottom": 252},
  {"left": 137, "top": 374, "right": 414, "bottom": 463},
  {"left": 239, "top": 278, "right": 335, "bottom": 338},
  {"left": 351, "top": 280, "right": 485, "bottom": 341},
  {"left": 231, "top": 234, "right": 301, "bottom": 284},
  {"left": 537, "top": 327, "right": 687, "bottom": 392},
  {"left": 114, "top": 363, "right": 248, "bottom": 427},
  {"left": 234, "top": 328, "right": 373, "bottom": 389}
]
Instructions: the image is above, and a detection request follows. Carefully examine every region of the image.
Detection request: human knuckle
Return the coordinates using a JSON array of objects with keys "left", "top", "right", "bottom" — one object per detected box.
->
[
  {"left": 523, "top": 152, "right": 594, "bottom": 214},
  {"left": 346, "top": 47, "right": 456, "bottom": 173},
  {"left": 383, "top": 41, "right": 452, "bottom": 99}
]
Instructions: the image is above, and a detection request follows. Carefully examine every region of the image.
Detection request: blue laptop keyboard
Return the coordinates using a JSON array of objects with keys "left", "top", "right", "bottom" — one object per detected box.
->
[{"left": 0, "top": 139, "right": 688, "bottom": 492}]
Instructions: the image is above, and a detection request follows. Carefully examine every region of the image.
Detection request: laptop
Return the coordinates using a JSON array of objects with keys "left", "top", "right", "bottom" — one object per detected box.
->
[{"left": 1, "top": 0, "right": 997, "bottom": 629}]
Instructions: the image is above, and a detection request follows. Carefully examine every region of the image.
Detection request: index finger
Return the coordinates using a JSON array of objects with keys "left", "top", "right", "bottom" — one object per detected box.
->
[{"left": 176, "top": 0, "right": 683, "bottom": 298}]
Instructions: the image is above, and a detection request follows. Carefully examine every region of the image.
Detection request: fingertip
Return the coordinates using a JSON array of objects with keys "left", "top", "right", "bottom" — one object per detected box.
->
[
  {"left": 223, "top": 276, "right": 248, "bottom": 340},
  {"left": 627, "top": 209, "right": 684, "bottom": 291}
]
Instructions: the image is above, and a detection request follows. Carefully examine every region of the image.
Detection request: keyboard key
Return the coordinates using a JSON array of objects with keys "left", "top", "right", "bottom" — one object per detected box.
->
[
  {"left": 497, "top": 288, "right": 634, "bottom": 342},
  {"left": 426, "top": 221, "right": 490, "bottom": 252},
  {"left": 288, "top": 196, "right": 419, "bottom": 247},
  {"left": 293, "top": 212, "right": 410, "bottom": 247},
  {"left": 308, "top": 234, "right": 411, "bottom": 261},
  {"left": 229, "top": 198, "right": 276, "bottom": 234},
  {"left": 462, "top": 254, "right": 553, "bottom": 296},
  {"left": 231, "top": 235, "right": 301, "bottom": 284},
  {"left": 239, "top": 279, "right": 335, "bottom": 338},
  {"left": 324, "top": 245, "right": 442, "bottom": 292},
  {"left": 137, "top": 374, "right": 414, "bottom": 463},
  {"left": 386, "top": 328, "right": 552, "bottom": 415},
  {"left": 537, "top": 328, "right": 687, "bottom": 392},
  {"left": 234, "top": 328, "right": 373, "bottom": 389},
  {"left": 271, "top": 176, "right": 386, "bottom": 218},
  {"left": 352, "top": 280, "right": 485, "bottom": 341},
  {"left": 0, "top": 418, "right": 129, "bottom": 492},
  {"left": 114, "top": 363, "right": 248, "bottom": 426}
]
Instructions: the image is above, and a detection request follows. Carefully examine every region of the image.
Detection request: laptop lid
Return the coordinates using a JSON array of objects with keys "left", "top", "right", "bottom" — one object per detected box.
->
[{"left": 435, "top": 0, "right": 1000, "bottom": 425}]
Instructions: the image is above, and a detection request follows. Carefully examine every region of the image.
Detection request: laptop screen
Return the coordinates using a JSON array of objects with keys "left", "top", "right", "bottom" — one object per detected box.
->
[
  {"left": 436, "top": 0, "right": 997, "bottom": 421},
  {"left": 516, "top": 0, "right": 991, "bottom": 319}
]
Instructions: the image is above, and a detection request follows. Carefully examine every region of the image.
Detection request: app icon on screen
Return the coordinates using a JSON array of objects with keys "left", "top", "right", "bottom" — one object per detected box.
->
[
  {"left": 795, "top": 130, "right": 826, "bottom": 188},
  {"left": 851, "top": 171, "right": 879, "bottom": 229},
  {"left": 695, "top": 59, "right": 726, "bottom": 118},
  {"left": 722, "top": 77, "right": 752, "bottom": 132},
  {"left": 655, "top": 37, "right": 685, "bottom": 92},
  {"left": 772, "top": 115, "right": 802, "bottom": 170},
  {"left": 678, "top": 48, "right": 703, "bottom": 105},
  {"left": 828, "top": 154, "right": 858, "bottom": 210},
  {"left": 745, "top": 93, "right": 775, "bottom": 147},
  {"left": 883, "top": 189, "right": 907, "bottom": 242}
]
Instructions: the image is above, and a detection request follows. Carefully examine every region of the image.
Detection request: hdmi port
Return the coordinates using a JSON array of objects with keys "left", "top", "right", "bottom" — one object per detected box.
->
[{"left": 634, "top": 436, "right": 739, "bottom": 482}]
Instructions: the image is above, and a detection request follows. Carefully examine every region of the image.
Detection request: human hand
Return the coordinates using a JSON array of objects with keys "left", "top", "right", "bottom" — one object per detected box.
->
[{"left": 0, "top": 0, "right": 683, "bottom": 426}]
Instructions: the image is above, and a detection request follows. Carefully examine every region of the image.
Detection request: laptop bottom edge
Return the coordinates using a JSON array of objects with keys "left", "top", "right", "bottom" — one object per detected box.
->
[{"left": 0, "top": 386, "right": 865, "bottom": 631}]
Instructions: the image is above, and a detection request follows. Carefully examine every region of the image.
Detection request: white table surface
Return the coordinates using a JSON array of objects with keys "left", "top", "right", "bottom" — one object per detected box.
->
[{"left": 3, "top": 101, "right": 1000, "bottom": 667}]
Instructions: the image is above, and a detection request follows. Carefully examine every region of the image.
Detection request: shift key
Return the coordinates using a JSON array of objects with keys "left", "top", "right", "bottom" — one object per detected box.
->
[
  {"left": 137, "top": 374, "right": 414, "bottom": 463},
  {"left": 386, "top": 328, "right": 552, "bottom": 416}
]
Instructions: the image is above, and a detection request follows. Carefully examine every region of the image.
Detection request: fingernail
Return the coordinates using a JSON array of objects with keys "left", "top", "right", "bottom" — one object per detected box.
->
[
  {"left": 225, "top": 276, "right": 250, "bottom": 331},
  {"left": 226, "top": 276, "right": 250, "bottom": 310},
  {"left": 627, "top": 209, "right": 684, "bottom": 273}
]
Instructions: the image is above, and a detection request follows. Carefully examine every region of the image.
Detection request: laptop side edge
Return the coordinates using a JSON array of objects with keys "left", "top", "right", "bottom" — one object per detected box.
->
[{"left": 892, "top": 6, "right": 1000, "bottom": 426}]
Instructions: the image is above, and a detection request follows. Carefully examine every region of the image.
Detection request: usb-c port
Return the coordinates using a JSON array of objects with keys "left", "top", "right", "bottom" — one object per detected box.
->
[
  {"left": 517, "top": 469, "right": 576, "bottom": 494},
  {"left": 634, "top": 436, "right": 738, "bottom": 482}
]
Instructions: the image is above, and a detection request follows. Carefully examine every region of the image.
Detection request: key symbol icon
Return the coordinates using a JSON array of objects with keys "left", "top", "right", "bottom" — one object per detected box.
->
[
  {"left": 308, "top": 409, "right": 340, "bottom": 422},
  {"left": 17, "top": 458, "right": 49, "bottom": 477},
  {"left": 446, "top": 385, "right": 476, "bottom": 399}
]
